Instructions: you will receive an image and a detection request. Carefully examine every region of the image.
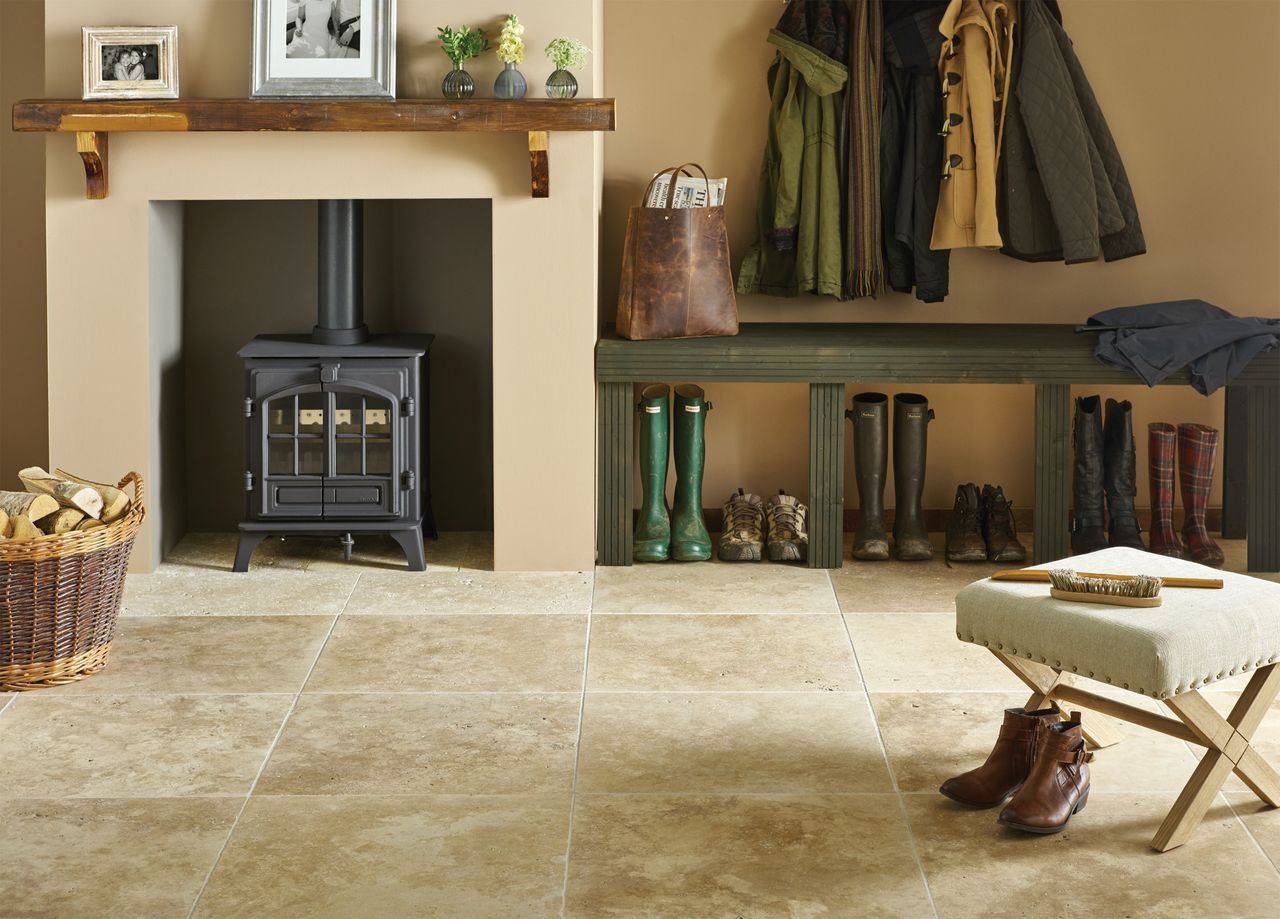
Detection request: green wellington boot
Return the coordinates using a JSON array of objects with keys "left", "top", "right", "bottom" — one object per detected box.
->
[
  {"left": 671, "top": 384, "right": 713, "bottom": 561},
  {"left": 634, "top": 384, "right": 672, "bottom": 562}
]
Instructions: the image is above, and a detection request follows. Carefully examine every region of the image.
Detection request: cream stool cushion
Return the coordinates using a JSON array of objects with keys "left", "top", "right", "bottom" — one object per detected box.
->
[{"left": 955, "top": 547, "right": 1280, "bottom": 699}]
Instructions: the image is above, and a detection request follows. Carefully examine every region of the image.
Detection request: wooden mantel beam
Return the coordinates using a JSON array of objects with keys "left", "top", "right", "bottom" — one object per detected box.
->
[{"left": 12, "top": 98, "right": 616, "bottom": 199}]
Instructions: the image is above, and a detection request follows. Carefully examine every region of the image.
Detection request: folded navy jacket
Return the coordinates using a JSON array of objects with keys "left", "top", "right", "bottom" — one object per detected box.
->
[{"left": 1082, "top": 300, "right": 1280, "bottom": 395}]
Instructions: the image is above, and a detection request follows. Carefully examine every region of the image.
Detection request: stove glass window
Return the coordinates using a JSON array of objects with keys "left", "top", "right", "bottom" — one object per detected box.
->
[
  {"left": 333, "top": 391, "right": 394, "bottom": 477},
  {"left": 266, "top": 391, "right": 327, "bottom": 478}
]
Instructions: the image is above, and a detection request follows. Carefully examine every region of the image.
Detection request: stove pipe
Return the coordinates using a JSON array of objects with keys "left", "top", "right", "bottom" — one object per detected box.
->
[{"left": 314, "top": 199, "right": 370, "bottom": 345}]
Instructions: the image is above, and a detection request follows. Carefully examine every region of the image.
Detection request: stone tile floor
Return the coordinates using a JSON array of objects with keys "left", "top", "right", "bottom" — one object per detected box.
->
[{"left": 1, "top": 532, "right": 1278, "bottom": 917}]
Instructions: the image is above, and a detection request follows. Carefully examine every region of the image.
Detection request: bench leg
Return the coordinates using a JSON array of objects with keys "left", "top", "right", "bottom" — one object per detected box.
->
[
  {"left": 1247, "top": 385, "right": 1280, "bottom": 572},
  {"left": 1221, "top": 386, "right": 1248, "bottom": 540},
  {"left": 808, "top": 383, "right": 845, "bottom": 569},
  {"left": 597, "top": 382, "right": 633, "bottom": 566},
  {"left": 1154, "top": 665, "right": 1280, "bottom": 852},
  {"left": 1033, "top": 383, "right": 1071, "bottom": 565},
  {"left": 990, "top": 651, "right": 1124, "bottom": 749}
]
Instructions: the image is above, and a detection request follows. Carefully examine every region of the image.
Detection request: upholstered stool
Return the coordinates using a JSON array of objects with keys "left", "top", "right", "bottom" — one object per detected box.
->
[{"left": 956, "top": 546, "right": 1280, "bottom": 851}]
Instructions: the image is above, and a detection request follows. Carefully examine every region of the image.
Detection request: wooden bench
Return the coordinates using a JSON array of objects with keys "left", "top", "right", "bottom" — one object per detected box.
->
[{"left": 596, "top": 323, "right": 1280, "bottom": 571}]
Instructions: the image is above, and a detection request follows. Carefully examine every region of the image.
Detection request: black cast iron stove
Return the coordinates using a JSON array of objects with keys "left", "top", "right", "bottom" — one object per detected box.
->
[{"left": 234, "top": 200, "right": 434, "bottom": 571}]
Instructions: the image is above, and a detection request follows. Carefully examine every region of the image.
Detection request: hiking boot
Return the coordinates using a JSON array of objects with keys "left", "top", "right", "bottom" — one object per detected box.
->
[
  {"left": 1103, "top": 399, "right": 1145, "bottom": 549},
  {"left": 847, "top": 393, "right": 890, "bottom": 561},
  {"left": 765, "top": 491, "right": 808, "bottom": 563},
  {"left": 893, "top": 393, "right": 935, "bottom": 561},
  {"left": 1178, "top": 423, "right": 1225, "bottom": 567},
  {"left": 982, "top": 484, "right": 1027, "bottom": 563},
  {"left": 945, "top": 484, "right": 986, "bottom": 562},
  {"left": 718, "top": 490, "right": 764, "bottom": 562},
  {"left": 1071, "top": 396, "right": 1108, "bottom": 555}
]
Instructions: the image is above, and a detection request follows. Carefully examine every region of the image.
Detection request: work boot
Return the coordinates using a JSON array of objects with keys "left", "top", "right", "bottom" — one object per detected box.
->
[
  {"left": 1148, "top": 423, "right": 1185, "bottom": 558},
  {"left": 893, "top": 393, "right": 935, "bottom": 561},
  {"left": 998, "top": 713, "right": 1091, "bottom": 835},
  {"left": 1103, "top": 398, "right": 1145, "bottom": 549},
  {"left": 847, "top": 393, "right": 890, "bottom": 561},
  {"left": 1071, "top": 395, "right": 1108, "bottom": 555},
  {"left": 939, "top": 705, "right": 1062, "bottom": 808},
  {"left": 945, "top": 484, "right": 986, "bottom": 562},
  {"left": 982, "top": 484, "right": 1027, "bottom": 563},
  {"left": 633, "top": 384, "right": 671, "bottom": 562},
  {"left": 765, "top": 491, "right": 808, "bottom": 563},
  {"left": 671, "top": 384, "right": 712, "bottom": 562},
  {"left": 1178, "top": 423, "right": 1225, "bottom": 567},
  {"left": 718, "top": 489, "right": 764, "bottom": 562}
]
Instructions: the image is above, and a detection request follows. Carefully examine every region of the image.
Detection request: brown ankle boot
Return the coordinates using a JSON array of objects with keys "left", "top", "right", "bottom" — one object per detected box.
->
[
  {"left": 998, "top": 713, "right": 1091, "bottom": 834},
  {"left": 939, "top": 706, "right": 1061, "bottom": 808}
]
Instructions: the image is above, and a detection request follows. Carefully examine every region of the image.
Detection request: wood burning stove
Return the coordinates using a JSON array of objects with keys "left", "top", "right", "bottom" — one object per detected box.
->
[{"left": 234, "top": 200, "right": 434, "bottom": 571}]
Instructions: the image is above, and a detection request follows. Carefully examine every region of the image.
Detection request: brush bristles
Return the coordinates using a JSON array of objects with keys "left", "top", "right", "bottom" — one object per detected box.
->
[{"left": 1047, "top": 569, "right": 1163, "bottom": 599}]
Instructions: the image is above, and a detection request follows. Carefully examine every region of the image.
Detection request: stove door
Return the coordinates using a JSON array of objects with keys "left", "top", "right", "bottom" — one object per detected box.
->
[
  {"left": 326, "top": 383, "right": 400, "bottom": 518},
  {"left": 256, "top": 380, "right": 328, "bottom": 518}
]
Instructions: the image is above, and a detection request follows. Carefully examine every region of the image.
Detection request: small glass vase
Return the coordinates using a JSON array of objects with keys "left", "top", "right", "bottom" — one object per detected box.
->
[
  {"left": 494, "top": 62, "right": 527, "bottom": 100},
  {"left": 442, "top": 66, "right": 475, "bottom": 100},
  {"left": 545, "top": 69, "right": 579, "bottom": 99}
]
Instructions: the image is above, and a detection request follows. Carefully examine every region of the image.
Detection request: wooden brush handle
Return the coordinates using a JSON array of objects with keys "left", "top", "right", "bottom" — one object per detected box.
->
[{"left": 991, "top": 569, "right": 1224, "bottom": 589}]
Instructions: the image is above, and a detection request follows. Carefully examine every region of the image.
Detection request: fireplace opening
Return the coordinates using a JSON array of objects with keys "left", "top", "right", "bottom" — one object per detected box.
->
[{"left": 173, "top": 198, "right": 494, "bottom": 568}]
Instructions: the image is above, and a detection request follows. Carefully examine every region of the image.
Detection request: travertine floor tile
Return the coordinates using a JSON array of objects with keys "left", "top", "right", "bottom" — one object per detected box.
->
[
  {"left": 0, "top": 694, "right": 292, "bottom": 797},
  {"left": 846, "top": 612, "right": 1026, "bottom": 692},
  {"left": 565, "top": 794, "right": 932, "bottom": 918},
  {"left": 1226, "top": 793, "right": 1280, "bottom": 866},
  {"left": 832, "top": 552, "right": 1003, "bottom": 613},
  {"left": 306, "top": 531, "right": 495, "bottom": 573},
  {"left": 872, "top": 691, "right": 1196, "bottom": 795},
  {"left": 305, "top": 615, "right": 587, "bottom": 692},
  {"left": 194, "top": 795, "right": 569, "bottom": 919},
  {"left": 586, "top": 614, "right": 860, "bottom": 692},
  {"left": 906, "top": 793, "right": 1280, "bottom": 917},
  {"left": 123, "top": 568, "right": 359, "bottom": 616},
  {"left": 0, "top": 797, "right": 240, "bottom": 918},
  {"left": 343, "top": 570, "right": 592, "bottom": 615},
  {"left": 53, "top": 616, "right": 332, "bottom": 695},
  {"left": 164, "top": 532, "right": 313, "bottom": 571},
  {"left": 592, "top": 562, "right": 836, "bottom": 614},
  {"left": 576, "top": 692, "right": 891, "bottom": 793},
  {"left": 256, "top": 692, "right": 579, "bottom": 795}
]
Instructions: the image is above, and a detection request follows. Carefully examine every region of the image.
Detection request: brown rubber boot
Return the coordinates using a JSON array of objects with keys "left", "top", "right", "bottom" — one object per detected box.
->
[
  {"left": 939, "top": 705, "right": 1061, "bottom": 808},
  {"left": 998, "top": 713, "right": 1091, "bottom": 834},
  {"left": 945, "top": 484, "right": 986, "bottom": 562}
]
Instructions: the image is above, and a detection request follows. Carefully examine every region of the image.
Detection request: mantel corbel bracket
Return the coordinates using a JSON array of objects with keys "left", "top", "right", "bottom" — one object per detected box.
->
[
  {"left": 528, "top": 131, "right": 549, "bottom": 198},
  {"left": 75, "top": 131, "right": 108, "bottom": 200}
]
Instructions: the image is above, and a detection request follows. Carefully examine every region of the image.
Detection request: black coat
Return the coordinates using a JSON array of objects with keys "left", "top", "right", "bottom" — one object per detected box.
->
[{"left": 999, "top": 0, "right": 1146, "bottom": 264}]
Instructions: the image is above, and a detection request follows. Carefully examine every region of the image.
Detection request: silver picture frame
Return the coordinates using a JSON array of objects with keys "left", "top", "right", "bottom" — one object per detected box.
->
[
  {"left": 252, "top": 0, "right": 396, "bottom": 98},
  {"left": 82, "top": 26, "right": 180, "bottom": 100}
]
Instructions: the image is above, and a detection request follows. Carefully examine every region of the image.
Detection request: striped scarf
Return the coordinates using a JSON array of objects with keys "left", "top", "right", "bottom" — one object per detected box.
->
[{"left": 846, "top": 0, "right": 884, "bottom": 299}]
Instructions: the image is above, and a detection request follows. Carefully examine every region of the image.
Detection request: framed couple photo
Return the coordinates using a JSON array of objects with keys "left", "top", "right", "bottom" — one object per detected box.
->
[{"left": 252, "top": 0, "right": 396, "bottom": 98}]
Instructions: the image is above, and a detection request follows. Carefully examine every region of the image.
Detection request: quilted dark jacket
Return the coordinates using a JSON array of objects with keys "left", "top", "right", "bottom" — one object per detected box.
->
[{"left": 999, "top": 0, "right": 1145, "bottom": 264}]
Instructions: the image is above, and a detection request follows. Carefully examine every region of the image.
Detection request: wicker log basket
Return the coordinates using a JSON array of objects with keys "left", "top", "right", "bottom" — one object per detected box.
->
[{"left": 0, "top": 472, "right": 144, "bottom": 691}]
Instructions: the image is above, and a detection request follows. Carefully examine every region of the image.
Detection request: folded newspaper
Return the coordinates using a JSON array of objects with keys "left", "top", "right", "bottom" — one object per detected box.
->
[{"left": 645, "top": 173, "right": 728, "bottom": 208}]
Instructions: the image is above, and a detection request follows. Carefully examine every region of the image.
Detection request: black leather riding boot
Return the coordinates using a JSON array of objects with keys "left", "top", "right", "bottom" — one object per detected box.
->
[
  {"left": 847, "top": 393, "right": 890, "bottom": 560},
  {"left": 1103, "top": 398, "right": 1145, "bottom": 549},
  {"left": 893, "top": 393, "right": 935, "bottom": 561},
  {"left": 1071, "top": 396, "right": 1108, "bottom": 555}
]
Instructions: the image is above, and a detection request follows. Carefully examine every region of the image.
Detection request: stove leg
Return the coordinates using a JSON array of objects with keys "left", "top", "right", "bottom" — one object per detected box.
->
[
  {"left": 233, "top": 531, "right": 268, "bottom": 572},
  {"left": 391, "top": 528, "right": 427, "bottom": 572}
]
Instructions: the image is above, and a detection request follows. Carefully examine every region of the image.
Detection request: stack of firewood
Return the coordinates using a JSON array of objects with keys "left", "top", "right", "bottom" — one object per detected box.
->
[{"left": 0, "top": 468, "right": 132, "bottom": 541}]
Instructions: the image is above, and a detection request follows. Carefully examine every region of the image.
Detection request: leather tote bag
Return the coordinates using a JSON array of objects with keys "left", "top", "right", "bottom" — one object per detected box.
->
[{"left": 616, "top": 163, "right": 739, "bottom": 340}]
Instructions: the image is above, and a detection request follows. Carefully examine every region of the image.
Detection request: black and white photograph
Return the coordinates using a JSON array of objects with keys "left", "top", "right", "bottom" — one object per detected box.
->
[
  {"left": 253, "top": 0, "right": 395, "bottom": 97},
  {"left": 82, "top": 26, "right": 179, "bottom": 100},
  {"left": 286, "top": 0, "right": 363, "bottom": 59}
]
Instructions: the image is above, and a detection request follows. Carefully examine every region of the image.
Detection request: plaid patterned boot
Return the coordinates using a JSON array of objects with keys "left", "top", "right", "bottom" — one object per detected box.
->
[
  {"left": 1147, "top": 423, "right": 1185, "bottom": 558},
  {"left": 1177, "top": 424, "right": 1225, "bottom": 567}
]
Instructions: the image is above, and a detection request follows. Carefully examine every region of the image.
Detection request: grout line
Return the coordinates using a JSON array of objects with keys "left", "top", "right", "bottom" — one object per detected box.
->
[
  {"left": 184, "top": 573, "right": 361, "bottom": 918},
  {"left": 830, "top": 570, "right": 940, "bottom": 919},
  {"left": 558, "top": 572, "right": 595, "bottom": 919}
]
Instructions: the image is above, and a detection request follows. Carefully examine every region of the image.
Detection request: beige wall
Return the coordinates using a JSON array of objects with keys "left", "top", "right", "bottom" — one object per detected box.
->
[
  {"left": 602, "top": 0, "right": 1280, "bottom": 513},
  {"left": 0, "top": 0, "right": 49, "bottom": 482},
  {"left": 40, "top": 1, "right": 602, "bottom": 571}
]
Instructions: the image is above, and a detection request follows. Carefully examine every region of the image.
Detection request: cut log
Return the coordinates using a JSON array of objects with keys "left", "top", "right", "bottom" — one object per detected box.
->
[
  {"left": 53, "top": 468, "right": 129, "bottom": 522},
  {"left": 0, "top": 491, "right": 59, "bottom": 523},
  {"left": 8, "top": 516, "right": 43, "bottom": 541},
  {"left": 20, "top": 467, "right": 104, "bottom": 519},
  {"left": 40, "top": 508, "right": 86, "bottom": 535},
  {"left": 0, "top": 509, "right": 8, "bottom": 538},
  {"left": 76, "top": 518, "right": 106, "bottom": 531}
]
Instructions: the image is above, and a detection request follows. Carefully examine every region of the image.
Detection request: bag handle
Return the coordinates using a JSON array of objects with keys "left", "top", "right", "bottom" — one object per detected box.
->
[{"left": 640, "top": 162, "right": 714, "bottom": 208}]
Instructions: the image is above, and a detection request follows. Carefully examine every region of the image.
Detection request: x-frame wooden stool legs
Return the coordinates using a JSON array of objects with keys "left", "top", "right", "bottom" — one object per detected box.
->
[{"left": 992, "top": 650, "right": 1280, "bottom": 851}]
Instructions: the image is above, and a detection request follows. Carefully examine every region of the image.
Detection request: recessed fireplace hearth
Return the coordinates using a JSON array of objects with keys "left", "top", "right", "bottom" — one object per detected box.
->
[{"left": 234, "top": 200, "right": 435, "bottom": 572}]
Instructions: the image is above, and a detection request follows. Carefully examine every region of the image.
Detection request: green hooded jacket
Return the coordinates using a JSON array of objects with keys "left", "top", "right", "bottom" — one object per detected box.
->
[{"left": 737, "top": 29, "right": 849, "bottom": 299}]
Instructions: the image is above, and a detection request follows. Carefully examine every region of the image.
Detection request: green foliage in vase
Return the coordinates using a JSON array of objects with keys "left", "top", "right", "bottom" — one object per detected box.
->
[
  {"left": 545, "top": 37, "right": 590, "bottom": 71},
  {"left": 438, "top": 25, "right": 489, "bottom": 70}
]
